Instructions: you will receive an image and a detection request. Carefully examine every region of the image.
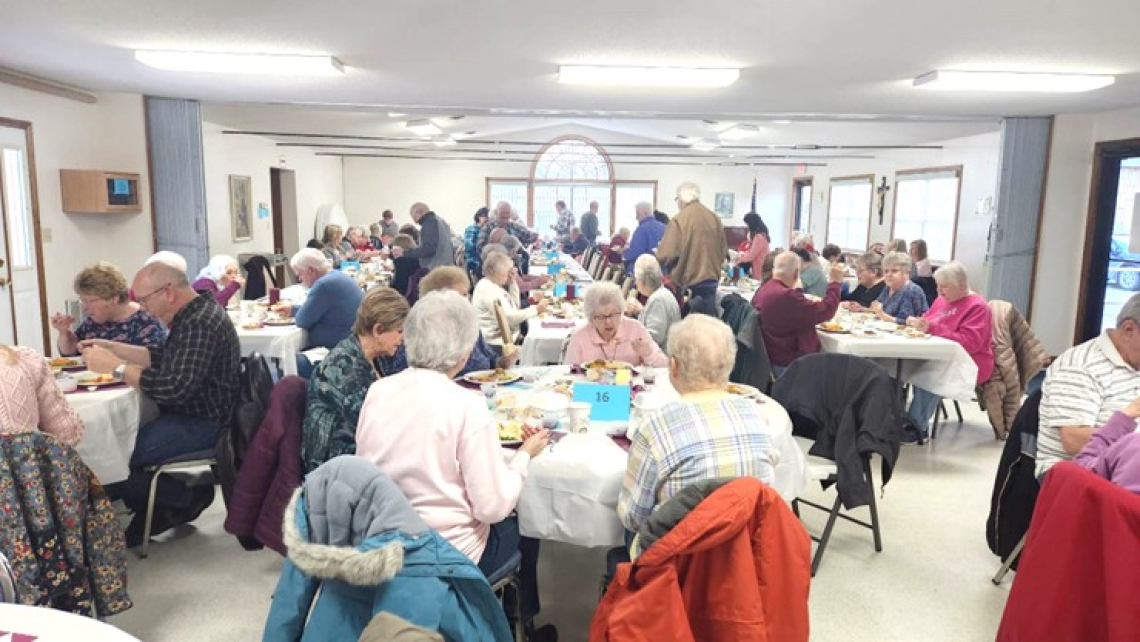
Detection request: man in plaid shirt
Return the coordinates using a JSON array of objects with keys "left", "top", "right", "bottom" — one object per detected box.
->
[
  {"left": 618, "top": 315, "right": 777, "bottom": 551},
  {"left": 476, "top": 201, "right": 539, "bottom": 259},
  {"left": 83, "top": 261, "right": 241, "bottom": 547}
]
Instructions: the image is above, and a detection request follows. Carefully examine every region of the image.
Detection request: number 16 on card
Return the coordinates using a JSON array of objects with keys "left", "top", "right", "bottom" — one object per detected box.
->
[{"left": 572, "top": 383, "right": 630, "bottom": 422}]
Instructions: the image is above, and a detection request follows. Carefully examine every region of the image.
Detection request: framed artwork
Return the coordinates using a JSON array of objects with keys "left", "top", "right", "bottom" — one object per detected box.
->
[
  {"left": 230, "top": 174, "right": 252, "bottom": 242},
  {"left": 714, "top": 192, "right": 735, "bottom": 218}
]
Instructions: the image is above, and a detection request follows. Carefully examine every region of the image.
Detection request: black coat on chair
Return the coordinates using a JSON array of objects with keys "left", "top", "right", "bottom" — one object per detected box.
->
[
  {"left": 985, "top": 390, "right": 1042, "bottom": 568},
  {"left": 216, "top": 353, "right": 275, "bottom": 508},
  {"left": 243, "top": 256, "right": 277, "bottom": 300}
]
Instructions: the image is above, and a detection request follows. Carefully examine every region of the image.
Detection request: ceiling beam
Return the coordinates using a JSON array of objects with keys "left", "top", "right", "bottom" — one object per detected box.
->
[
  {"left": 315, "top": 152, "right": 827, "bottom": 167},
  {"left": 0, "top": 67, "right": 96, "bottom": 104}
]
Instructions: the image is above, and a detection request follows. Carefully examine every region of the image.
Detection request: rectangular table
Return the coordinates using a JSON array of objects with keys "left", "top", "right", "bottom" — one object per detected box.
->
[
  {"left": 816, "top": 329, "right": 978, "bottom": 400},
  {"left": 236, "top": 324, "right": 307, "bottom": 376}
]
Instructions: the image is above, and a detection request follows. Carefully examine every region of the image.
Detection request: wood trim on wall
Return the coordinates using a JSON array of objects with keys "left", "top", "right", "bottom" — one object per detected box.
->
[
  {"left": 0, "top": 117, "right": 50, "bottom": 354},
  {"left": 887, "top": 165, "right": 964, "bottom": 263},
  {"left": 826, "top": 174, "right": 874, "bottom": 251}
]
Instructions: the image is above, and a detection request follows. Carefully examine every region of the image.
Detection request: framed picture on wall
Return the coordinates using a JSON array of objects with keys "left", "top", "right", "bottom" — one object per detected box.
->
[
  {"left": 229, "top": 174, "right": 252, "bottom": 242},
  {"left": 714, "top": 192, "right": 735, "bottom": 218}
]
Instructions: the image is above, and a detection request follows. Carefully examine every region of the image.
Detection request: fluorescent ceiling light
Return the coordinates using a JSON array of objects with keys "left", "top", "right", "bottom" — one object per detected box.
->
[
  {"left": 913, "top": 70, "right": 1114, "bottom": 93},
  {"left": 559, "top": 65, "right": 739, "bottom": 88},
  {"left": 405, "top": 119, "right": 442, "bottom": 135},
  {"left": 135, "top": 50, "right": 344, "bottom": 76},
  {"left": 388, "top": 112, "right": 407, "bottom": 118},
  {"left": 432, "top": 135, "right": 457, "bottom": 147},
  {"left": 771, "top": 120, "right": 792, "bottom": 125},
  {"left": 690, "top": 139, "right": 719, "bottom": 151},
  {"left": 718, "top": 124, "right": 759, "bottom": 141}
]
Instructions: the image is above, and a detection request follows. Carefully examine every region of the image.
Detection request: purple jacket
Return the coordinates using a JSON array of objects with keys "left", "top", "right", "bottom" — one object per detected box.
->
[
  {"left": 223, "top": 376, "right": 306, "bottom": 554},
  {"left": 1073, "top": 411, "right": 1140, "bottom": 494},
  {"left": 192, "top": 277, "right": 241, "bottom": 307}
]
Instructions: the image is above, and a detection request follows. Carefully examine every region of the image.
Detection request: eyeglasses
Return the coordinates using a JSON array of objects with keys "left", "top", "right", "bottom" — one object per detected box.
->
[
  {"left": 591, "top": 312, "right": 622, "bottom": 323},
  {"left": 136, "top": 284, "right": 169, "bottom": 305}
]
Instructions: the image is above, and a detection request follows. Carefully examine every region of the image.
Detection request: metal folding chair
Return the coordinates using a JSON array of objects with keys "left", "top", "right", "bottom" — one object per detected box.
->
[
  {"left": 139, "top": 449, "right": 217, "bottom": 559},
  {"left": 991, "top": 533, "right": 1028, "bottom": 585},
  {"left": 488, "top": 550, "right": 525, "bottom": 642},
  {"left": 792, "top": 446, "right": 883, "bottom": 576}
]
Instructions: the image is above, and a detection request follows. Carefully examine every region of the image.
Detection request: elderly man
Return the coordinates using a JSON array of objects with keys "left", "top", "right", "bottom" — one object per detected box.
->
[
  {"left": 656, "top": 182, "right": 728, "bottom": 316},
  {"left": 81, "top": 261, "right": 240, "bottom": 546},
  {"left": 1037, "top": 293, "right": 1140, "bottom": 477},
  {"left": 380, "top": 209, "right": 400, "bottom": 237},
  {"left": 402, "top": 202, "right": 455, "bottom": 270},
  {"left": 580, "top": 201, "right": 601, "bottom": 246},
  {"left": 290, "top": 248, "right": 364, "bottom": 376},
  {"left": 563, "top": 227, "right": 589, "bottom": 256},
  {"left": 617, "top": 314, "right": 777, "bottom": 553},
  {"left": 552, "top": 200, "right": 575, "bottom": 243},
  {"left": 477, "top": 201, "right": 539, "bottom": 258},
  {"left": 625, "top": 201, "right": 667, "bottom": 275},
  {"left": 752, "top": 251, "right": 845, "bottom": 375}
]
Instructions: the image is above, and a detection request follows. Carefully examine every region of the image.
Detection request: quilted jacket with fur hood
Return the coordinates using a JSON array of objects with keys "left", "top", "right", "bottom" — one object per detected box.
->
[{"left": 261, "top": 456, "right": 511, "bottom": 642}]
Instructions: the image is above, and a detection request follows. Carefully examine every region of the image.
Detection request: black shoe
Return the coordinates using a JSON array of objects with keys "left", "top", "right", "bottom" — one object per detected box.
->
[
  {"left": 526, "top": 623, "right": 557, "bottom": 642},
  {"left": 181, "top": 484, "right": 216, "bottom": 525},
  {"left": 124, "top": 508, "right": 181, "bottom": 548},
  {"left": 900, "top": 426, "right": 928, "bottom": 445}
]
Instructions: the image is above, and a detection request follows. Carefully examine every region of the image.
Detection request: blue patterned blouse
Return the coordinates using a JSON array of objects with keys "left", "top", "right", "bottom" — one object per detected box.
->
[
  {"left": 67, "top": 309, "right": 167, "bottom": 356},
  {"left": 876, "top": 280, "right": 930, "bottom": 324}
]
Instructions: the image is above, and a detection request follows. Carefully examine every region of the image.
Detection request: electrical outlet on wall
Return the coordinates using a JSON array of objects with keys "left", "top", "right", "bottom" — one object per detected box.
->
[{"left": 41, "top": 227, "right": 52, "bottom": 242}]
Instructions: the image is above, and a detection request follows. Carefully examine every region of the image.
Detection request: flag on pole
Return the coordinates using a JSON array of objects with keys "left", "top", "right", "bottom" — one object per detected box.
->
[{"left": 750, "top": 172, "right": 758, "bottom": 213}]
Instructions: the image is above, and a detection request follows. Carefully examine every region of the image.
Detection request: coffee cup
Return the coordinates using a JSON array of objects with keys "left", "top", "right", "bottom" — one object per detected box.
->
[{"left": 568, "top": 402, "right": 591, "bottom": 434}]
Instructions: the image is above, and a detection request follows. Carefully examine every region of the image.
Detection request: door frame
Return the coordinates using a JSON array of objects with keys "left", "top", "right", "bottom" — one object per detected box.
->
[
  {"left": 0, "top": 117, "right": 49, "bottom": 354},
  {"left": 1075, "top": 136, "right": 1140, "bottom": 344},
  {"left": 790, "top": 176, "right": 813, "bottom": 246}
]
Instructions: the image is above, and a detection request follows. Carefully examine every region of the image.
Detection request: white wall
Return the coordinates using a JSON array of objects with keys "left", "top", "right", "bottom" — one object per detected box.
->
[
  {"left": 800, "top": 131, "right": 1002, "bottom": 294},
  {"left": 342, "top": 125, "right": 794, "bottom": 243},
  {"left": 201, "top": 122, "right": 344, "bottom": 259},
  {"left": 1033, "top": 105, "right": 1140, "bottom": 354},
  {"left": 0, "top": 85, "right": 153, "bottom": 345}
]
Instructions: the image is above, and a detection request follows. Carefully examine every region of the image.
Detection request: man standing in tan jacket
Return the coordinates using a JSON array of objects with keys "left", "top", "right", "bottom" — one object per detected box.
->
[{"left": 656, "top": 182, "right": 728, "bottom": 316}]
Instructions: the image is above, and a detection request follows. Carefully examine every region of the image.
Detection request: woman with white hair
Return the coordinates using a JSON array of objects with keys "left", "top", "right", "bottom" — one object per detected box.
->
[
  {"left": 617, "top": 314, "right": 776, "bottom": 549},
  {"left": 191, "top": 254, "right": 244, "bottom": 306},
  {"left": 870, "top": 251, "right": 929, "bottom": 323},
  {"left": 355, "top": 290, "right": 553, "bottom": 637},
  {"left": 564, "top": 281, "right": 667, "bottom": 367},
  {"left": 903, "top": 261, "right": 994, "bottom": 442},
  {"left": 628, "top": 254, "right": 681, "bottom": 349},
  {"left": 472, "top": 252, "right": 546, "bottom": 346}
]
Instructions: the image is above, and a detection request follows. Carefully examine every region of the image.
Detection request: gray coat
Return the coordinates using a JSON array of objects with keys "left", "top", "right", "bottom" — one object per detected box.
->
[{"left": 405, "top": 212, "right": 456, "bottom": 270}]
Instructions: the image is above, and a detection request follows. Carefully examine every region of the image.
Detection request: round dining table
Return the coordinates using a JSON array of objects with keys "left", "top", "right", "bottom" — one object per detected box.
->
[{"left": 0, "top": 603, "right": 142, "bottom": 642}]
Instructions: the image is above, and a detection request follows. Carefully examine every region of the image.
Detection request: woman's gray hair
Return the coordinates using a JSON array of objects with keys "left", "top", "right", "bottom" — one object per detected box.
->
[
  {"left": 500, "top": 235, "right": 522, "bottom": 255},
  {"left": 676, "top": 181, "right": 701, "bottom": 205},
  {"left": 404, "top": 290, "right": 480, "bottom": 372},
  {"left": 667, "top": 315, "right": 736, "bottom": 388},
  {"left": 882, "top": 250, "right": 912, "bottom": 274},
  {"left": 934, "top": 260, "right": 969, "bottom": 288},
  {"left": 583, "top": 281, "right": 624, "bottom": 318},
  {"left": 481, "top": 243, "right": 507, "bottom": 263},
  {"left": 290, "top": 248, "right": 332, "bottom": 273},
  {"left": 857, "top": 251, "right": 883, "bottom": 276},
  {"left": 482, "top": 251, "right": 513, "bottom": 278},
  {"left": 633, "top": 254, "right": 663, "bottom": 291}
]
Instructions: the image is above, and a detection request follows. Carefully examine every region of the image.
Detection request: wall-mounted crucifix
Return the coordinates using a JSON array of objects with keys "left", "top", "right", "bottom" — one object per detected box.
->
[{"left": 876, "top": 177, "right": 891, "bottom": 225}]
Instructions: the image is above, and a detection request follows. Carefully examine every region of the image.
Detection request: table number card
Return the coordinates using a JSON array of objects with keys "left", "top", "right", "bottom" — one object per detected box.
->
[
  {"left": 553, "top": 283, "right": 567, "bottom": 297},
  {"left": 546, "top": 262, "right": 565, "bottom": 275},
  {"left": 572, "top": 383, "right": 631, "bottom": 422}
]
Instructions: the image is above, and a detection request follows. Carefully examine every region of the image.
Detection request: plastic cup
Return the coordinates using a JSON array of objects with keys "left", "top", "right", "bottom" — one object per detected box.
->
[
  {"left": 568, "top": 402, "right": 591, "bottom": 434},
  {"left": 642, "top": 369, "right": 657, "bottom": 385}
]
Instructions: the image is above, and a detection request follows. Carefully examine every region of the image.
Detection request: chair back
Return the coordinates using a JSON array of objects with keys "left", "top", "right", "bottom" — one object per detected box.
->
[
  {"left": 912, "top": 276, "right": 937, "bottom": 306},
  {"left": 243, "top": 255, "right": 277, "bottom": 300},
  {"left": 218, "top": 352, "right": 275, "bottom": 507},
  {"left": 985, "top": 389, "right": 1042, "bottom": 565},
  {"left": 492, "top": 299, "right": 515, "bottom": 345},
  {"left": 600, "top": 265, "right": 613, "bottom": 283},
  {"left": 620, "top": 274, "right": 633, "bottom": 299}
]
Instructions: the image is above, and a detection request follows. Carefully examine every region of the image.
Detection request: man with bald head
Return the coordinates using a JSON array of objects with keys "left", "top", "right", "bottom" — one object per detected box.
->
[
  {"left": 752, "top": 250, "right": 844, "bottom": 376},
  {"left": 81, "top": 261, "right": 240, "bottom": 547},
  {"left": 402, "top": 202, "right": 455, "bottom": 270},
  {"left": 476, "top": 200, "right": 539, "bottom": 261}
]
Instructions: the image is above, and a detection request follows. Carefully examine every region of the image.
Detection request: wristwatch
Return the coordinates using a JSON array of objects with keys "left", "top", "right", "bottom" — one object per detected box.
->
[{"left": 112, "top": 363, "right": 127, "bottom": 382}]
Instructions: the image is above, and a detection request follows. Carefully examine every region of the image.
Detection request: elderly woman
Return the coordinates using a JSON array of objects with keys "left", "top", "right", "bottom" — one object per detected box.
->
[
  {"left": 0, "top": 344, "right": 84, "bottom": 446},
  {"left": 192, "top": 254, "right": 244, "bottom": 306},
  {"left": 842, "top": 252, "right": 887, "bottom": 310},
  {"left": 617, "top": 315, "right": 776, "bottom": 553},
  {"left": 870, "top": 251, "right": 929, "bottom": 324},
  {"left": 346, "top": 226, "right": 379, "bottom": 257},
  {"left": 564, "top": 281, "right": 668, "bottom": 367},
  {"left": 625, "top": 254, "right": 681, "bottom": 349},
  {"left": 321, "top": 224, "right": 349, "bottom": 267},
  {"left": 389, "top": 233, "right": 421, "bottom": 296},
  {"left": 792, "top": 247, "right": 828, "bottom": 298},
  {"left": 910, "top": 239, "right": 933, "bottom": 277},
  {"left": 821, "top": 243, "right": 844, "bottom": 266},
  {"left": 300, "top": 287, "right": 408, "bottom": 474},
  {"left": 904, "top": 261, "right": 994, "bottom": 441},
  {"left": 473, "top": 252, "right": 546, "bottom": 346},
  {"left": 355, "top": 291, "right": 551, "bottom": 633},
  {"left": 606, "top": 227, "right": 631, "bottom": 264},
  {"left": 50, "top": 262, "right": 167, "bottom": 356},
  {"left": 501, "top": 235, "right": 547, "bottom": 295}
]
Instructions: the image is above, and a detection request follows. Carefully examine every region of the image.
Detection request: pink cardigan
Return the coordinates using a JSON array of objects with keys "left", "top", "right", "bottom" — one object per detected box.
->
[
  {"left": 735, "top": 234, "right": 770, "bottom": 277},
  {"left": 563, "top": 316, "right": 669, "bottom": 367},
  {"left": 924, "top": 294, "right": 995, "bottom": 383},
  {"left": 355, "top": 368, "right": 532, "bottom": 563},
  {"left": 0, "top": 346, "right": 84, "bottom": 446}
]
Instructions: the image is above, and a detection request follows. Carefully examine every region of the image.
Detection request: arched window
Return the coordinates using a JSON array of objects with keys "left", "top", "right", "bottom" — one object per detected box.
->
[{"left": 533, "top": 139, "right": 612, "bottom": 181}]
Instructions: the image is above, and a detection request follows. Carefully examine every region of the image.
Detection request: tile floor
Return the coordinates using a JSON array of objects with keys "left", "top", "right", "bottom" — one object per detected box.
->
[{"left": 109, "top": 401, "right": 1013, "bottom": 642}]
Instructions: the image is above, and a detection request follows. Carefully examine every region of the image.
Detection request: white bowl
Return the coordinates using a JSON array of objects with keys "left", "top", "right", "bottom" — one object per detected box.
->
[{"left": 55, "top": 375, "right": 77, "bottom": 393}]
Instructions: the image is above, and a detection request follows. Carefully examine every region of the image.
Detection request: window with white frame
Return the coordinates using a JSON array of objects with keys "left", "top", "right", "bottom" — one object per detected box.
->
[
  {"left": 613, "top": 183, "right": 657, "bottom": 238},
  {"left": 487, "top": 180, "right": 528, "bottom": 218},
  {"left": 892, "top": 168, "right": 962, "bottom": 262},
  {"left": 827, "top": 177, "right": 873, "bottom": 251},
  {"left": 2, "top": 148, "right": 33, "bottom": 269}
]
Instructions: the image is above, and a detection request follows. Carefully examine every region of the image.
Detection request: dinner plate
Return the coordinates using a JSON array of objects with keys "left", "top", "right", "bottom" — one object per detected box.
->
[
  {"left": 463, "top": 369, "right": 523, "bottom": 385},
  {"left": 263, "top": 318, "right": 295, "bottom": 326},
  {"left": 727, "top": 382, "right": 761, "bottom": 398},
  {"left": 582, "top": 360, "right": 634, "bottom": 370},
  {"left": 74, "top": 371, "right": 120, "bottom": 387},
  {"left": 816, "top": 325, "right": 849, "bottom": 334},
  {"left": 48, "top": 356, "right": 85, "bottom": 370}
]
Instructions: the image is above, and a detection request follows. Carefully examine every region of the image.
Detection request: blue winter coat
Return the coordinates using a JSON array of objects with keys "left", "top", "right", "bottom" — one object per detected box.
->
[{"left": 262, "top": 456, "right": 512, "bottom": 642}]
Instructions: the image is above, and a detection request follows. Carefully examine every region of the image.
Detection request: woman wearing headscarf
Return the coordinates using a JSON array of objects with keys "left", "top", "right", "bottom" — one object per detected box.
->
[{"left": 191, "top": 255, "right": 244, "bottom": 306}]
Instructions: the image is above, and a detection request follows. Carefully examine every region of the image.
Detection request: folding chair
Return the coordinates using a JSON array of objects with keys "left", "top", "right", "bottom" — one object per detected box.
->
[
  {"left": 791, "top": 446, "right": 883, "bottom": 576},
  {"left": 991, "top": 533, "right": 1028, "bottom": 585},
  {"left": 600, "top": 265, "right": 613, "bottom": 283},
  {"left": 488, "top": 551, "right": 525, "bottom": 642},
  {"left": 931, "top": 399, "right": 964, "bottom": 439},
  {"left": 140, "top": 450, "right": 218, "bottom": 559},
  {"left": 619, "top": 274, "right": 633, "bottom": 299},
  {"left": 493, "top": 299, "right": 517, "bottom": 346}
]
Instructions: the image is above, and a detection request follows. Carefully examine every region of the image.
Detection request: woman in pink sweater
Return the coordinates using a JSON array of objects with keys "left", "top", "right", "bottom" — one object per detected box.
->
[
  {"left": 0, "top": 345, "right": 84, "bottom": 446},
  {"left": 903, "top": 261, "right": 994, "bottom": 442},
  {"left": 734, "top": 212, "right": 771, "bottom": 278}
]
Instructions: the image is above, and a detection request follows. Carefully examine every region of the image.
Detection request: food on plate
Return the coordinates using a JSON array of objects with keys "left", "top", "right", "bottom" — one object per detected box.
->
[
  {"left": 818, "top": 321, "right": 844, "bottom": 332},
  {"left": 494, "top": 393, "right": 519, "bottom": 411},
  {"left": 551, "top": 379, "right": 574, "bottom": 398},
  {"left": 242, "top": 321, "right": 264, "bottom": 330},
  {"left": 727, "top": 383, "right": 758, "bottom": 397},
  {"left": 904, "top": 328, "right": 929, "bottom": 339},
  {"left": 78, "top": 373, "right": 115, "bottom": 385},
  {"left": 49, "top": 357, "right": 82, "bottom": 368},
  {"left": 497, "top": 420, "right": 524, "bottom": 442},
  {"left": 270, "top": 302, "right": 293, "bottom": 315},
  {"left": 468, "top": 368, "right": 517, "bottom": 384}
]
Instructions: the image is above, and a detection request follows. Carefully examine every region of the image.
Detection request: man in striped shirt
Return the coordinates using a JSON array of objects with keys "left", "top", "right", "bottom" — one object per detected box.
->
[
  {"left": 1037, "top": 294, "right": 1140, "bottom": 477},
  {"left": 618, "top": 315, "right": 777, "bottom": 548}
]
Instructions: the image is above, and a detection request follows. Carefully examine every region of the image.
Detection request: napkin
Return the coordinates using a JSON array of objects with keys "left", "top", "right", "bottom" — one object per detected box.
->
[{"left": 541, "top": 320, "right": 577, "bottom": 328}]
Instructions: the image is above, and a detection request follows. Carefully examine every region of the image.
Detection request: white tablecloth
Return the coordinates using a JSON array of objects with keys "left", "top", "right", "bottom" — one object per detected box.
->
[
  {"left": 512, "top": 366, "right": 807, "bottom": 547},
  {"left": 0, "top": 603, "right": 141, "bottom": 642},
  {"left": 237, "top": 324, "right": 307, "bottom": 376},
  {"left": 817, "top": 329, "right": 978, "bottom": 400},
  {"left": 528, "top": 253, "right": 593, "bottom": 282},
  {"left": 520, "top": 253, "right": 593, "bottom": 366},
  {"left": 70, "top": 386, "right": 141, "bottom": 485}
]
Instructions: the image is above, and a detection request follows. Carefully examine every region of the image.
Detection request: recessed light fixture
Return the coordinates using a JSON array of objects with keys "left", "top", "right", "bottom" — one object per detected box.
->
[
  {"left": 771, "top": 120, "right": 792, "bottom": 125},
  {"left": 405, "top": 119, "right": 443, "bottom": 136},
  {"left": 913, "top": 70, "right": 1115, "bottom": 93},
  {"left": 432, "top": 135, "right": 457, "bottom": 147},
  {"left": 690, "top": 139, "right": 719, "bottom": 151},
  {"left": 134, "top": 50, "right": 344, "bottom": 76},
  {"left": 718, "top": 124, "right": 760, "bottom": 141},
  {"left": 558, "top": 65, "right": 740, "bottom": 88},
  {"left": 388, "top": 112, "right": 407, "bottom": 118}
]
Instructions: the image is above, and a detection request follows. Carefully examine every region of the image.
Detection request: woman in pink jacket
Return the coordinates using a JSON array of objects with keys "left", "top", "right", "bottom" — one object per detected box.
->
[
  {"left": 0, "top": 345, "right": 84, "bottom": 446},
  {"left": 903, "top": 261, "right": 994, "bottom": 442},
  {"left": 734, "top": 212, "right": 771, "bottom": 279}
]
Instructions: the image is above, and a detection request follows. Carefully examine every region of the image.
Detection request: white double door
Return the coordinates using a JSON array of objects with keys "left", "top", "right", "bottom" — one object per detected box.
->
[{"left": 0, "top": 124, "right": 44, "bottom": 350}]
